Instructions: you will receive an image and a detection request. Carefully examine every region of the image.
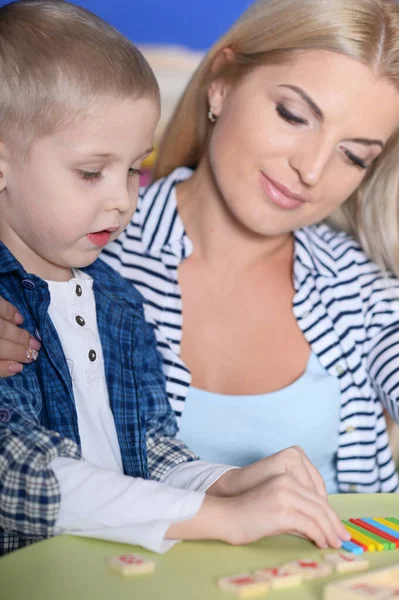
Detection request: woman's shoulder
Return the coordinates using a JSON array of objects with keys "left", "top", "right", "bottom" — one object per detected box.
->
[
  {"left": 298, "top": 223, "right": 399, "bottom": 315},
  {"left": 117, "top": 167, "right": 194, "bottom": 248},
  {"left": 299, "top": 222, "right": 392, "bottom": 283},
  {"left": 137, "top": 166, "right": 194, "bottom": 214}
]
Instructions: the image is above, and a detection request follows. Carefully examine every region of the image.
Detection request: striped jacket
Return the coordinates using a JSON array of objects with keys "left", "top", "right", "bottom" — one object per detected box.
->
[{"left": 102, "top": 166, "right": 399, "bottom": 494}]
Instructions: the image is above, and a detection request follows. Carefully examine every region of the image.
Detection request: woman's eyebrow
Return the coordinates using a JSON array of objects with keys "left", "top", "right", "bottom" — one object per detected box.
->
[
  {"left": 347, "top": 137, "right": 384, "bottom": 149},
  {"left": 278, "top": 84, "right": 384, "bottom": 148},
  {"left": 278, "top": 84, "right": 324, "bottom": 121}
]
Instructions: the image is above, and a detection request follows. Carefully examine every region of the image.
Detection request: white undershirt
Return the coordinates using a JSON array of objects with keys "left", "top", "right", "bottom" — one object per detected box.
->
[{"left": 47, "top": 270, "right": 231, "bottom": 552}]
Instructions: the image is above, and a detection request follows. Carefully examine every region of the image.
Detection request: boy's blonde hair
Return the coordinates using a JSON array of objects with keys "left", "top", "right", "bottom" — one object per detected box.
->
[
  {"left": 0, "top": 0, "right": 159, "bottom": 156},
  {"left": 154, "top": 0, "right": 399, "bottom": 277}
]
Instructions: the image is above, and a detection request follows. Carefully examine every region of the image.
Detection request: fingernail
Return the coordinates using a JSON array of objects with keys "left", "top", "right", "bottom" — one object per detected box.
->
[
  {"left": 8, "top": 363, "right": 23, "bottom": 373},
  {"left": 26, "top": 348, "right": 39, "bottom": 361},
  {"left": 14, "top": 312, "right": 24, "bottom": 325},
  {"left": 29, "top": 338, "right": 41, "bottom": 351}
]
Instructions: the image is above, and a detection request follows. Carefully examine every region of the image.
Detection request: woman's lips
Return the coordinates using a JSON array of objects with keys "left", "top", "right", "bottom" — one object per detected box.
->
[
  {"left": 87, "top": 231, "right": 111, "bottom": 247},
  {"left": 260, "top": 172, "right": 306, "bottom": 210}
]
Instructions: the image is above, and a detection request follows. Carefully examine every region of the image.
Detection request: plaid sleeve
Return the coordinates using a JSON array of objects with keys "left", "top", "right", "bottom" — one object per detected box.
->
[
  {"left": 146, "top": 434, "right": 198, "bottom": 481},
  {"left": 141, "top": 318, "right": 198, "bottom": 481},
  {"left": 0, "top": 390, "right": 81, "bottom": 545}
]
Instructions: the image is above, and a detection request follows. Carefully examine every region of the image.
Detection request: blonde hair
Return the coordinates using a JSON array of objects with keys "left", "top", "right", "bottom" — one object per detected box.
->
[
  {"left": 0, "top": 0, "right": 159, "bottom": 155},
  {"left": 155, "top": 0, "right": 399, "bottom": 276}
]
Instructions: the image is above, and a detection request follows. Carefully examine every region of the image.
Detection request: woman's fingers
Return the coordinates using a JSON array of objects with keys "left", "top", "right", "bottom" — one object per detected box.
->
[
  {"left": 0, "top": 315, "right": 41, "bottom": 377},
  {"left": 0, "top": 337, "right": 39, "bottom": 363},
  {"left": 0, "top": 297, "right": 24, "bottom": 325},
  {"left": 0, "top": 317, "right": 32, "bottom": 348},
  {"left": 0, "top": 360, "right": 24, "bottom": 378}
]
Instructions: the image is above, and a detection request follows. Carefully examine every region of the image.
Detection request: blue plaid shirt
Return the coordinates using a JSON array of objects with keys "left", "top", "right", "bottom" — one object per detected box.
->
[{"left": 0, "top": 243, "right": 196, "bottom": 555}]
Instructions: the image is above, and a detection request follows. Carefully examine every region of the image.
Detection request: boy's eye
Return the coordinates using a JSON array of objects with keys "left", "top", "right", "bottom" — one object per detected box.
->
[
  {"left": 78, "top": 168, "right": 142, "bottom": 181},
  {"left": 79, "top": 170, "right": 103, "bottom": 181},
  {"left": 128, "top": 168, "right": 143, "bottom": 177},
  {"left": 276, "top": 103, "right": 308, "bottom": 125},
  {"left": 342, "top": 148, "right": 368, "bottom": 170}
]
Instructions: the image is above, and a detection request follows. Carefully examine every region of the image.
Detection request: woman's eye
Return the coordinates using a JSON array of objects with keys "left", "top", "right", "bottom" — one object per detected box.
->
[
  {"left": 343, "top": 149, "right": 368, "bottom": 170},
  {"left": 79, "top": 170, "right": 103, "bottom": 181},
  {"left": 276, "top": 103, "right": 308, "bottom": 125},
  {"left": 128, "top": 168, "right": 143, "bottom": 177}
]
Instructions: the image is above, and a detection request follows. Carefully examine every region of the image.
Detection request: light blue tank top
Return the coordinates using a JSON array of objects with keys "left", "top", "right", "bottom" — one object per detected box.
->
[{"left": 179, "top": 353, "right": 340, "bottom": 494}]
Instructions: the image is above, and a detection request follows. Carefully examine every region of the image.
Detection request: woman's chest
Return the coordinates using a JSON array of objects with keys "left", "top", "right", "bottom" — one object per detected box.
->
[{"left": 178, "top": 262, "right": 311, "bottom": 395}]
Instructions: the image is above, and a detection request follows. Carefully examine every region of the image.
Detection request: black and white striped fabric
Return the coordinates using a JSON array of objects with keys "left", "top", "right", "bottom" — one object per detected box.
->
[{"left": 102, "top": 167, "right": 399, "bottom": 494}]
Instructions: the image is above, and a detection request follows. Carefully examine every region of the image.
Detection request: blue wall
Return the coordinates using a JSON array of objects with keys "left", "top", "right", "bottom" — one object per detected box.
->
[{"left": 76, "top": 0, "right": 253, "bottom": 50}]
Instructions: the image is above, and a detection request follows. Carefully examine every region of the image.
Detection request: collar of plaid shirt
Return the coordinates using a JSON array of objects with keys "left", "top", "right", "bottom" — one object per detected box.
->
[{"left": 0, "top": 241, "right": 155, "bottom": 479}]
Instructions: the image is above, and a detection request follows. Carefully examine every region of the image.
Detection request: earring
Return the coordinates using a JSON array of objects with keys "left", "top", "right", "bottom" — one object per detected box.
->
[{"left": 208, "top": 108, "right": 217, "bottom": 123}]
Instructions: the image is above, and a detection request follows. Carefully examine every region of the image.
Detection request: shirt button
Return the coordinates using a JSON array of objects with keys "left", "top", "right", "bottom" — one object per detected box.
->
[
  {"left": 345, "top": 425, "right": 356, "bottom": 433},
  {"left": 75, "top": 284, "right": 82, "bottom": 297},
  {"left": 75, "top": 316, "right": 85, "bottom": 327},
  {"left": 349, "top": 484, "right": 357, "bottom": 493},
  {"left": 335, "top": 364, "right": 344, "bottom": 375},
  {"left": 302, "top": 310, "right": 311, "bottom": 318},
  {"left": 0, "top": 409, "right": 11, "bottom": 423},
  {"left": 88, "top": 349, "right": 97, "bottom": 362},
  {"left": 21, "top": 279, "right": 36, "bottom": 290}
]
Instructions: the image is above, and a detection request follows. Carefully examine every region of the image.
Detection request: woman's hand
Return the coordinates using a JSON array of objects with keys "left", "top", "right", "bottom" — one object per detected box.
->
[
  {"left": 209, "top": 445, "right": 327, "bottom": 499},
  {"left": 0, "top": 297, "right": 41, "bottom": 377}
]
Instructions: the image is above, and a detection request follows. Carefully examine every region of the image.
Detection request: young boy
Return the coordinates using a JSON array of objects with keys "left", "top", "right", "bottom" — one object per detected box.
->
[{"left": 0, "top": 0, "right": 348, "bottom": 556}]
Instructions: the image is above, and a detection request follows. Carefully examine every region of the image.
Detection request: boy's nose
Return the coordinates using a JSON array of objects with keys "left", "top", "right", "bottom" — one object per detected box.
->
[{"left": 112, "top": 191, "right": 132, "bottom": 214}]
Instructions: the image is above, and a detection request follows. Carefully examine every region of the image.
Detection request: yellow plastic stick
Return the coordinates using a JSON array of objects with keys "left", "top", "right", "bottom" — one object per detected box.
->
[
  {"left": 374, "top": 517, "right": 399, "bottom": 534},
  {"left": 343, "top": 523, "right": 378, "bottom": 552}
]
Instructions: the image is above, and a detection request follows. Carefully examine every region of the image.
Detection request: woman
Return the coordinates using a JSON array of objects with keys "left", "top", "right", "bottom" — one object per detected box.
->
[{"left": 1, "top": 0, "right": 399, "bottom": 495}]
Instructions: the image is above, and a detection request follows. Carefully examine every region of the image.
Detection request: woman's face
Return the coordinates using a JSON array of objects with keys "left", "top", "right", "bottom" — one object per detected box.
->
[{"left": 206, "top": 50, "right": 399, "bottom": 237}]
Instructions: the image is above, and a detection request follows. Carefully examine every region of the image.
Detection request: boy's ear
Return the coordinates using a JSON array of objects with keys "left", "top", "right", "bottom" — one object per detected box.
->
[{"left": 0, "top": 142, "right": 9, "bottom": 192}]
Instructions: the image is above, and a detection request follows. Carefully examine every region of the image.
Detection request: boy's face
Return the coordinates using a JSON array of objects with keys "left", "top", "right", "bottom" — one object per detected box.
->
[{"left": 0, "top": 96, "right": 159, "bottom": 281}]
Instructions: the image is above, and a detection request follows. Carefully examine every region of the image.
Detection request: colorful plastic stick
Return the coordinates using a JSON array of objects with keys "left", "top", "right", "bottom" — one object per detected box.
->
[{"left": 350, "top": 519, "right": 396, "bottom": 549}]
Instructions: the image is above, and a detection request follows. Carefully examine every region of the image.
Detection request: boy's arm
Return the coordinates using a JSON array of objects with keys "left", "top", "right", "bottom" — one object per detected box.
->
[
  {"left": 0, "top": 387, "right": 80, "bottom": 548},
  {"left": 140, "top": 318, "right": 199, "bottom": 479}
]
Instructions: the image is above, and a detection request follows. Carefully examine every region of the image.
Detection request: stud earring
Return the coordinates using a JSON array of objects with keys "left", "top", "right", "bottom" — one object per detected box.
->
[{"left": 208, "top": 108, "right": 217, "bottom": 123}]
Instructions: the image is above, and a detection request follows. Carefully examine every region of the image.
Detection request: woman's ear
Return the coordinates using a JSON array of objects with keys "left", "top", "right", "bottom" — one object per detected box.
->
[
  {"left": 207, "top": 79, "right": 225, "bottom": 119},
  {"left": 207, "top": 48, "right": 235, "bottom": 118}
]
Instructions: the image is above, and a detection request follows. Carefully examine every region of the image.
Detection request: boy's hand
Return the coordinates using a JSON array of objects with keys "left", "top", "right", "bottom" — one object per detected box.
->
[
  {"left": 225, "top": 473, "right": 349, "bottom": 548},
  {"left": 166, "top": 473, "right": 350, "bottom": 549},
  {"left": 0, "top": 297, "right": 41, "bottom": 377},
  {"left": 208, "top": 446, "right": 327, "bottom": 499}
]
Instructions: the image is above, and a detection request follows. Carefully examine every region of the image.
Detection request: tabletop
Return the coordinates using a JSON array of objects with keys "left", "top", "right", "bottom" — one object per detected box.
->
[{"left": 2, "top": 494, "right": 399, "bottom": 600}]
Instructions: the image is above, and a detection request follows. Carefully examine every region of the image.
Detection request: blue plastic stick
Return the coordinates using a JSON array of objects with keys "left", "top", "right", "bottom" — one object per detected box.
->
[
  {"left": 341, "top": 540, "right": 364, "bottom": 554},
  {"left": 363, "top": 518, "right": 399, "bottom": 541}
]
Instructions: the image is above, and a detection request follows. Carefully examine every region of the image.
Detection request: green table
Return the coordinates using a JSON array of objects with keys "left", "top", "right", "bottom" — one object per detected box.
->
[{"left": 2, "top": 494, "right": 399, "bottom": 600}]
